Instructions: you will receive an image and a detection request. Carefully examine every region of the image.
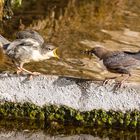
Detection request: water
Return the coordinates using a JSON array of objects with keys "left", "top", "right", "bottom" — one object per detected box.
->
[
  {"left": 0, "top": 0, "right": 139, "bottom": 81},
  {"left": 1, "top": 0, "right": 140, "bottom": 139},
  {"left": 0, "top": 119, "right": 139, "bottom": 140}
]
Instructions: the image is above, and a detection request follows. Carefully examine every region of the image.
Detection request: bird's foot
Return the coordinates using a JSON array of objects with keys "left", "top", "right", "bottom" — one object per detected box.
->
[
  {"left": 113, "top": 82, "right": 122, "bottom": 90},
  {"left": 102, "top": 76, "right": 117, "bottom": 86},
  {"left": 28, "top": 72, "right": 41, "bottom": 80},
  {"left": 113, "top": 81, "right": 126, "bottom": 91},
  {"left": 17, "top": 67, "right": 41, "bottom": 80},
  {"left": 113, "top": 74, "right": 130, "bottom": 91},
  {"left": 32, "top": 72, "right": 41, "bottom": 75},
  {"left": 17, "top": 67, "right": 23, "bottom": 75},
  {"left": 103, "top": 79, "right": 110, "bottom": 85}
]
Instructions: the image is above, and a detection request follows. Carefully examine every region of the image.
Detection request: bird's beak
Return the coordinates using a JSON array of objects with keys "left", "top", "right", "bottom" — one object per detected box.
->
[{"left": 53, "top": 48, "right": 59, "bottom": 59}]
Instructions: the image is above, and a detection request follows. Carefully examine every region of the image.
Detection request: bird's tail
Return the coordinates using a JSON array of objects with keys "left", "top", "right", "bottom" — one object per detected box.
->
[
  {"left": 124, "top": 51, "right": 140, "bottom": 60},
  {"left": 0, "top": 34, "right": 10, "bottom": 46}
]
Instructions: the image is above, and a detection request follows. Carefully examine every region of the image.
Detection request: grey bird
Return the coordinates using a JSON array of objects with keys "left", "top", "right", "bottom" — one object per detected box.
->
[
  {"left": 0, "top": 30, "right": 59, "bottom": 76},
  {"left": 85, "top": 47, "right": 140, "bottom": 87},
  {"left": 16, "top": 29, "right": 44, "bottom": 46},
  {"left": 123, "top": 50, "right": 140, "bottom": 60}
]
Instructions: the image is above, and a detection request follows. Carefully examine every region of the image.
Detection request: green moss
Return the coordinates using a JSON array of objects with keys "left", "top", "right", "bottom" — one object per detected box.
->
[
  {"left": 75, "top": 113, "right": 84, "bottom": 121},
  {"left": 0, "top": 102, "right": 140, "bottom": 128}
]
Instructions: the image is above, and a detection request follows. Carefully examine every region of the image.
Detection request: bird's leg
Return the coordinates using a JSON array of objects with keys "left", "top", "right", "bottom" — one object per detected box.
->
[
  {"left": 12, "top": 61, "right": 23, "bottom": 75},
  {"left": 114, "top": 73, "right": 131, "bottom": 89},
  {"left": 21, "top": 67, "right": 40, "bottom": 75},
  {"left": 17, "top": 66, "right": 33, "bottom": 75},
  {"left": 17, "top": 63, "right": 40, "bottom": 79},
  {"left": 16, "top": 67, "right": 23, "bottom": 75},
  {"left": 19, "top": 67, "right": 33, "bottom": 74},
  {"left": 103, "top": 76, "right": 118, "bottom": 85},
  {"left": 103, "top": 74, "right": 124, "bottom": 85}
]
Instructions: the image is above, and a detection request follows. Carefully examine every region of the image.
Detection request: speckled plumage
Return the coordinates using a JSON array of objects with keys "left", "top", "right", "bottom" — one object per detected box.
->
[
  {"left": 16, "top": 29, "right": 44, "bottom": 46},
  {"left": 0, "top": 30, "right": 59, "bottom": 75},
  {"left": 6, "top": 38, "right": 41, "bottom": 66}
]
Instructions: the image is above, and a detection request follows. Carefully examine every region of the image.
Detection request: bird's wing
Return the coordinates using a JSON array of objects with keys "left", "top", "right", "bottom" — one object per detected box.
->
[
  {"left": 123, "top": 51, "right": 139, "bottom": 55},
  {"left": 16, "top": 30, "right": 44, "bottom": 46},
  {"left": 104, "top": 52, "right": 140, "bottom": 69},
  {"left": 6, "top": 38, "right": 40, "bottom": 57},
  {"left": 124, "top": 51, "right": 140, "bottom": 60},
  {"left": 0, "top": 34, "right": 10, "bottom": 45}
]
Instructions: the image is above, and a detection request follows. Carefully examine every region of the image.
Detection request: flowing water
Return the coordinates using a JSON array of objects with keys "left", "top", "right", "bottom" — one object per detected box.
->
[
  {"left": 1, "top": 0, "right": 140, "bottom": 82},
  {"left": 0, "top": 119, "right": 140, "bottom": 140},
  {"left": 1, "top": 0, "right": 140, "bottom": 139}
]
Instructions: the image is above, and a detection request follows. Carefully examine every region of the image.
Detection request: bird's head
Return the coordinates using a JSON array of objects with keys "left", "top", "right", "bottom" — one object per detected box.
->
[
  {"left": 86, "top": 47, "right": 108, "bottom": 60},
  {"left": 41, "top": 44, "right": 59, "bottom": 59}
]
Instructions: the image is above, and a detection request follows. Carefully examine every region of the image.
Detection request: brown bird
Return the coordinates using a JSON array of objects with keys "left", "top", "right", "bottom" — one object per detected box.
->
[{"left": 85, "top": 47, "right": 140, "bottom": 88}]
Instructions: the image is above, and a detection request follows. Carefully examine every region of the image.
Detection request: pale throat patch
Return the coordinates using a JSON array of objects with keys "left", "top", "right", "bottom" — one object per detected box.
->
[{"left": 31, "top": 50, "right": 54, "bottom": 61}]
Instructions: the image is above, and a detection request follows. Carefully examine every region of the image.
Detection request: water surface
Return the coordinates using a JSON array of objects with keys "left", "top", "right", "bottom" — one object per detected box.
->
[
  {"left": 1, "top": 0, "right": 140, "bottom": 82},
  {"left": 0, "top": 0, "right": 140, "bottom": 139},
  {"left": 0, "top": 119, "right": 140, "bottom": 140}
]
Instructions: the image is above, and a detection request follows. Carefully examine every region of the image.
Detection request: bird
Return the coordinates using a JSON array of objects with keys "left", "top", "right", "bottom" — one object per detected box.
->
[
  {"left": 0, "top": 29, "right": 59, "bottom": 77},
  {"left": 123, "top": 50, "right": 140, "bottom": 60},
  {"left": 16, "top": 29, "right": 44, "bottom": 46},
  {"left": 84, "top": 47, "right": 140, "bottom": 88}
]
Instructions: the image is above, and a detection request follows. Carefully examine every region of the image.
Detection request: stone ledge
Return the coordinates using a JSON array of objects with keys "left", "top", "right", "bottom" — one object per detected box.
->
[{"left": 0, "top": 74, "right": 139, "bottom": 112}]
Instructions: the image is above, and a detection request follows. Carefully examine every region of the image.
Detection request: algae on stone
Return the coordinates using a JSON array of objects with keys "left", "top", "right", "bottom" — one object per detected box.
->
[{"left": 0, "top": 102, "right": 140, "bottom": 129}]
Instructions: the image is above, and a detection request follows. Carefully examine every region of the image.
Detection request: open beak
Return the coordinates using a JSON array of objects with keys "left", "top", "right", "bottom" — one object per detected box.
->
[{"left": 53, "top": 48, "right": 59, "bottom": 59}]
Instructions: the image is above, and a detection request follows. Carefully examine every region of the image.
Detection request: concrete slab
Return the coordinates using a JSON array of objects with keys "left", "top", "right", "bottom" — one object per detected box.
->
[{"left": 0, "top": 74, "right": 139, "bottom": 112}]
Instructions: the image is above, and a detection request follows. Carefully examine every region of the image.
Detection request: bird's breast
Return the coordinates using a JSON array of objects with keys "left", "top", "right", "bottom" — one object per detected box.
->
[
  {"left": 31, "top": 50, "right": 43, "bottom": 61},
  {"left": 31, "top": 50, "right": 52, "bottom": 61}
]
